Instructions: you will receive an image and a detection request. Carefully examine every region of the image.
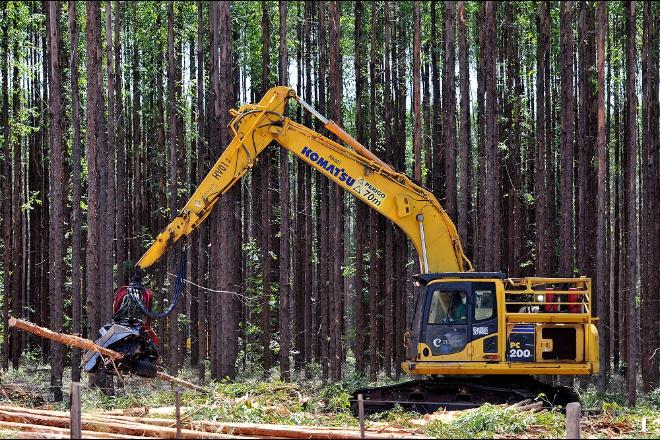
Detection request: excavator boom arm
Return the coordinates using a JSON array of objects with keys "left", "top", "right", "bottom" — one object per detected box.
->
[{"left": 137, "top": 86, "right": 471, "bottom": 274}]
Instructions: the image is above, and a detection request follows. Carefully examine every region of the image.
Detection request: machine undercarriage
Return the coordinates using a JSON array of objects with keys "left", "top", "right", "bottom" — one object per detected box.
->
[{"left": 350, "top": 376, "right": 579, "bottom": 415}]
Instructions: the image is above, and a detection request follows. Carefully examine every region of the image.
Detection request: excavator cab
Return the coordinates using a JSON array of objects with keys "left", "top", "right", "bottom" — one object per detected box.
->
[{"left": 407, "top": 273, "right": 504, "bottom": 366}]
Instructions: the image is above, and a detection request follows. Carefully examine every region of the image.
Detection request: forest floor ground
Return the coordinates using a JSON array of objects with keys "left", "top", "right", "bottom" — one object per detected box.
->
[{"left": 0, "top": 356, "right": 658, "bottom": 439}]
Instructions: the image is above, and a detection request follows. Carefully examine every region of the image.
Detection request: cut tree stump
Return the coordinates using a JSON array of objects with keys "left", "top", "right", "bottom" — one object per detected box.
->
[{"left": 8, "top": 317, "right": 203, "bottom": 391}]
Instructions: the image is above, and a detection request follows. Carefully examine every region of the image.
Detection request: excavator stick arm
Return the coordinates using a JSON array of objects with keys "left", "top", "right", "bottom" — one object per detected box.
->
[{"left": 136, "top": 87, "right": 289, "bottom": 269}]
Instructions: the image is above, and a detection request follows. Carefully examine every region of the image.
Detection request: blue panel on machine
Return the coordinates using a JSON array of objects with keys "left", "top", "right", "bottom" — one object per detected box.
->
[{"left": 507, "top": 325, "right": 536, "bottom": 362}]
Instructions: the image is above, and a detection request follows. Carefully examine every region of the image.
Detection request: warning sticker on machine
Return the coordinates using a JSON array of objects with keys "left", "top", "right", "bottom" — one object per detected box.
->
[
  {"left": 507, "top": 325, "right": 535, "bottom": 362},
  {"left": 353, "top": 178, "right": 386, "bottom": 207}
]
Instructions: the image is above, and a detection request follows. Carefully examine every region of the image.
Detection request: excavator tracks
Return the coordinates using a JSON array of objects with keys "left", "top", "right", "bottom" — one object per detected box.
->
[{"left": 350, "top": 376, "right": 579, "bottom": 415}]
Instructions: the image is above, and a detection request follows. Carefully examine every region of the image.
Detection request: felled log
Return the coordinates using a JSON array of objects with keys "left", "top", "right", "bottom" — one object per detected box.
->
[
  {"left": 80, "top": 414, "right": 425, "bottom": 439},
  {"left": 9, "top": 317, "right": 203, "bottom": 391},
  {"left": 0, "top": 406, "right": 428, "bottom": 440},
  {"left": 0, "top": 409, "right": 239, "bottom": 439},
  {"left": 0, "top": 419, "right": 146, "bottom": 439},
  {"left": 9, "top": 317, "right": 121, "bottom": 360}
]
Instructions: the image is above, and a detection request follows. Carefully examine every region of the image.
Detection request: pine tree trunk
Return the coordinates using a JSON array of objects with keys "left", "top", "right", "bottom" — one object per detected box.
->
[
  {"left": 317, "top": 0, "right": 329, "bottom": 381},
  {"left": 577, "top": 1, "right": 597, "bottom": 286},
  {"left": 166, "top": 1, "right": 180, "bottom": 373},
  {"left": 100, "top": 1, "right": 114, "bottom": 354},
  {"left": 483, "top": 1, "right": 499, "bottom": 271},
  {"left": 624, "top": 1, "right": 638, "bottom": 406},
  {"left": 1, "top": 3, "right": 11, "bottom": 372},
  {"left": 302, "top": 0, "right": 314, "bottom": 372},
  {"left": 216, "top": 0, "right": 239, "bottom": 380},
  {"left": 114, "top": 1, "right": 127, "bottom": 287},
  {"left": 39, "top": 18, "right": 50, "bottom": 362},
  {"left": 293, "top": 1, "right": 305, "bottom": 372},
  {"left": 196, "top": 0, "right": 207, "bottom": 383},
  {"left": 443, "top": 1, "right": 457, "bottom": 220},
  {"left": 456, "top": 1, "right": 470, "bottom": 247},
  {"left": 382, "top": 0, "right": 393, "bottom": 379},
  {"left": 105, "top": 1, "right": 116, "bottom": 291},
  {"left": 430, "top": 2, "right": 443, "bottom": 198},
  {"left": 154, "top": 11, "right": 168, "bottom": 356},
  {"left": 278, "top": 0, "right": 291, "bottom": 382},
  {"left": 259, "top": 1, "right": 273, "bottom": 377},
  {"left": 367, "top": 0, "right": 380, "bottom": 382},
  {"left": 475, "top": 3, "right": 486, "bottom": 269},
  {"left": 535, "top": 2, "right": 550, "bottom": 275},
  {"left": 68, "top": 0, "right": 83, "bottom": 383},
  {"left": 10, "top": 18, "right": 23, "bottom": 371},
  {"left": 559, "top": 1, "right": 575, "bottom": 278},
  {"left": 393, "top": 9, "right": 408, "bottom": 380},
  {"left": 46, "top": 0, "right": 65, "bottom": 400},
  {"left": 353, "top": 0, "right": 367, "bottom": 378},
  {"left": 328, "top": 0, "right": 344, "bottom": 382},
  {"left": 594, "top": 0, "right": 609, "bottom": 392},
  {"left": 422, "top": 39, "right": 432, "bottom": 189},
  {"left": 412, "top": 1, "right": 421, "bottom": 181},
  {"left": 640, "top": 0, "right": 659, "bottom": 392},
  {"left": 131, "top": 2, "right": 143, "bottom": 265},
  {"left": 187, "top": 33, "right": 199, "bottom": 369},
  {"left": 85, "top": 0, "right": 110, "bottom": 391}
]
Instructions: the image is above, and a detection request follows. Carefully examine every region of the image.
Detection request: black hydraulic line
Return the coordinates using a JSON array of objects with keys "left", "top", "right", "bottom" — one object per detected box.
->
[{"left": 128, "top": 250, "right": 187, "bottom": 320}]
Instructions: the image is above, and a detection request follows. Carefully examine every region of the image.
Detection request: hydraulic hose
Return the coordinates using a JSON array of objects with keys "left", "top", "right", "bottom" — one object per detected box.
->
[{"left": 128, "top": 250, "right": 187, "bottom": 320}]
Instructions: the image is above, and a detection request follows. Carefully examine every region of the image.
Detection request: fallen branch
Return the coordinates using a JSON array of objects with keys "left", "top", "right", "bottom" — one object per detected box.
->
[
  {"left": 507, "top": 399, "right": 544, "bottom": 412},
  {"left": 514, "top": 401, "right": 544, "bottom": 412},
  {"left": 509, "top": 399, "right": 533, "bottom": 408},
  {"left": 155, "top": 371, "right": 205, "bottom": 392},
  {"left": 9, "top": 317, "right": 203, "bottom": 391}
]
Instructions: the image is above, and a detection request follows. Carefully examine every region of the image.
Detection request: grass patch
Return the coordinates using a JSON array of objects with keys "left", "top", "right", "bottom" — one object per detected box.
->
[
  {"left": 425, "top": 404, "right": 564, "bottom": 439},
  {"left": 2, "top": 361, "right": 659, "bottom": 438}
]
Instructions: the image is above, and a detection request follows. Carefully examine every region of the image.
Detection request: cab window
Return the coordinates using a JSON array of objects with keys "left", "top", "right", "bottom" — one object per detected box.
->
[
  {"left": 428, "top": 290, "right": 467, "bottom": 324},
  {"left": 474, "top": 288, "right": 495, "bottom": 321}
]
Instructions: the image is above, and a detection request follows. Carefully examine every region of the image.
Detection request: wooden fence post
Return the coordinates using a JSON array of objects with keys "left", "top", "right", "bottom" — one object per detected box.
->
[
  {"left": 358, "top": 393, "right": 365, "bottom": 440},
  {"left": 69, "top": 382, "right": 82, "bottom": 439},
  {"left": 565, "top": 401, "right": 581, "bottom": 439},
  {"left": 175, "top": 388, "right": 182, "bottom": 439}
]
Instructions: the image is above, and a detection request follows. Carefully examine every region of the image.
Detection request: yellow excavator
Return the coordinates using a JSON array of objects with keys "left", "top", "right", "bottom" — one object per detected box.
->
[{"left": 125, "top": 86, "right": 598, "bottom": 411}]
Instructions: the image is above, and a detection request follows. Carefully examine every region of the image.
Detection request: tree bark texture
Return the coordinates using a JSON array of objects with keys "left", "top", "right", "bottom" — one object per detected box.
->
[
  {"left": 443, "top": 1, "right": 457, "bottom": 221},
  {"left": 46, "top": 0, "right": 65, "bottom": 402},
  {"left": 559, "top": 1, "right": 575, "bottom": 278}
]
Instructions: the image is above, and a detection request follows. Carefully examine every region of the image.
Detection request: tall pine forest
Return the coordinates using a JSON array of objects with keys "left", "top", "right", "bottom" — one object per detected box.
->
[{"left": 0, "top": 1, "right": 658, "bottom": 406}]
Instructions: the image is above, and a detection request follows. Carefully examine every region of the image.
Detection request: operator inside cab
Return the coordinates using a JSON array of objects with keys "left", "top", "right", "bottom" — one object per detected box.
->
[
  {"left": 428, "top": 290, "right": 468, "bottom": 325},
  {"left": 447, "top": 292, "right": 467, "bottom": 324}
]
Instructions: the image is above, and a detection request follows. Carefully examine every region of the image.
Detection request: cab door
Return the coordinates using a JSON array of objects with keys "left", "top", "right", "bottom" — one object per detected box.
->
[
  {"left": 421, "top": 281, "right": 499, "bottom": 361},
  {"left": 469, "top": 282, "right": 499, "bottom": 361},
  {"left": 421, "top": 282, "right": 472, "bottom": 359}
]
